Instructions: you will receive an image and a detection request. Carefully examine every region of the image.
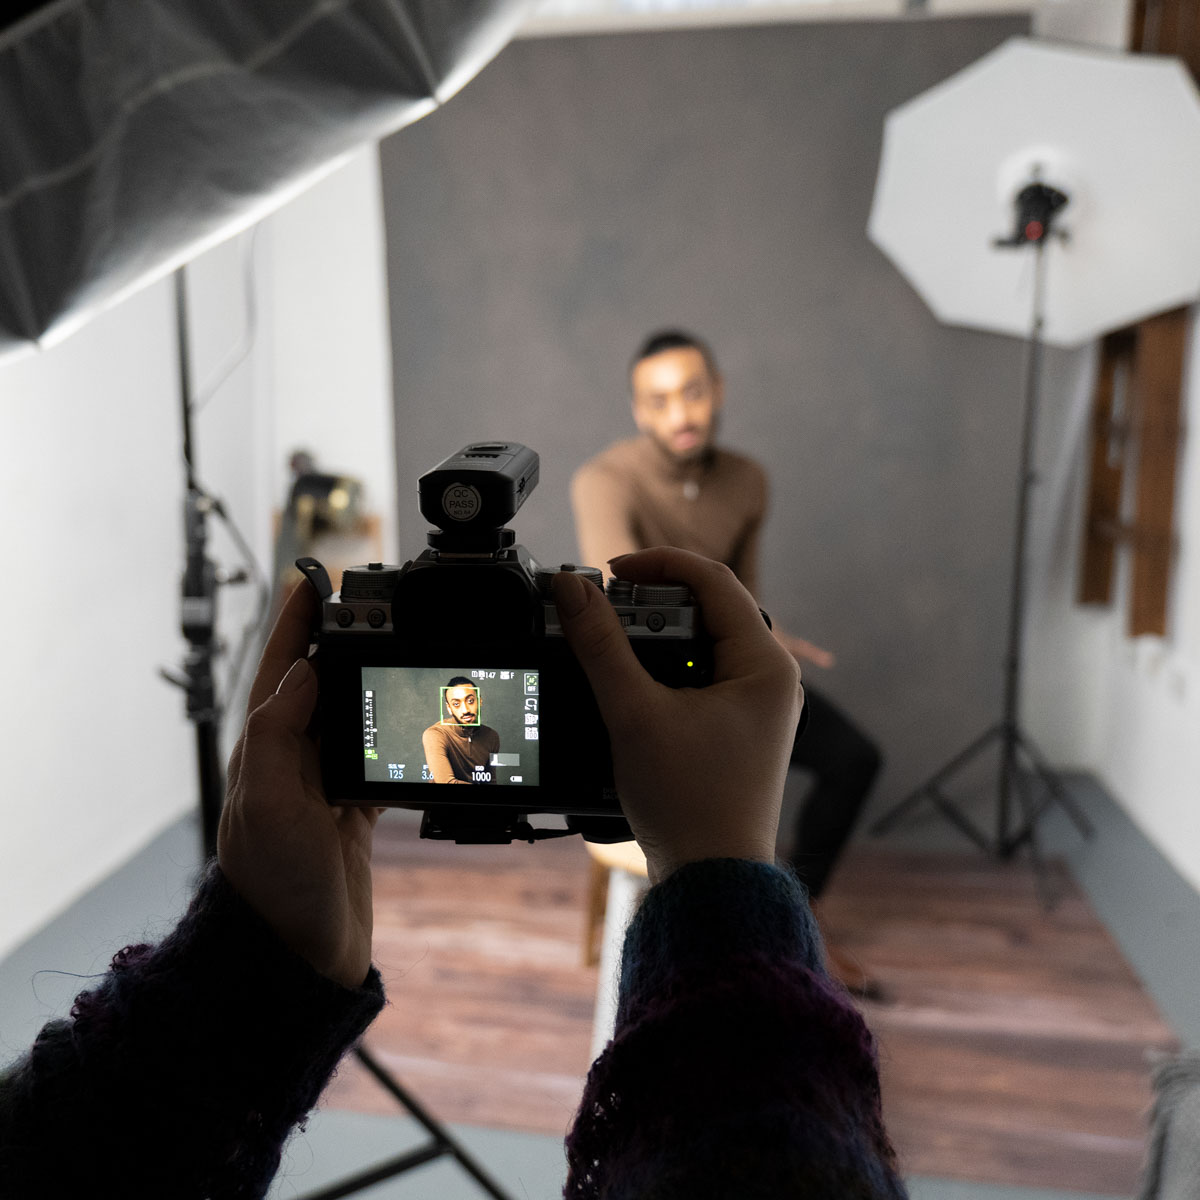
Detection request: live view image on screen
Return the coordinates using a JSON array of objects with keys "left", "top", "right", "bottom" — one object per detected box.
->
[{"left": 361, "top": 666, "right": 540, "bottom": 786}]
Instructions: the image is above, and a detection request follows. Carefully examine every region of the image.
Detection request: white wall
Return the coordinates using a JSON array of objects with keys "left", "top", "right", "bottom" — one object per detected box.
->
[
  {"left": 1024, "top": 317, "right": 1200, "bottom": 892},
  {"left": 1, "top": 281, "right": 197, "bottom": 961},
  {"left": 262, "top": 151, "right": 398, "bottom": 564},
  {"left": 0, "top": 148, "right": 394, "bottom": 960}
]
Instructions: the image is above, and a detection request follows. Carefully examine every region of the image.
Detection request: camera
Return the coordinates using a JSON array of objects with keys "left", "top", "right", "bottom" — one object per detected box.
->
[{"left": 299, "top": 441, "right": 712, "bottom": 844}]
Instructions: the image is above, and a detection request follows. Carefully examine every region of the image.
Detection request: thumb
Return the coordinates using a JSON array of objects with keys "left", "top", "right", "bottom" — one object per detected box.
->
[
  {"left": 553, "top": 571, "right": 647, "bottom": 719},
  {"left": 256, "top": 657, "right": 317, "bottom": 733}
]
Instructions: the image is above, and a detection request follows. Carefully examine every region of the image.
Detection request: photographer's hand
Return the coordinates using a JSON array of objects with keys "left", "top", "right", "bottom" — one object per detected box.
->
[
  {"left": 553, "top": 548, "right": 803, "bottom": 884},
  {"left": 219, "top": 580, "right": 381, "bottom": 989}
]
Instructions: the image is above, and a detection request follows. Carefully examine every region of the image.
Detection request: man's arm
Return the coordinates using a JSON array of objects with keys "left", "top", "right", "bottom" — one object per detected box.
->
[
  {"left": 422, "top": 725, "right": 470, "bottom": 784},
  {"left": 729, "top": 503, "right": 764, "bottom": 605},
  {"left": 571, "top": 462, "right": 642, "bottom": 569},
  {"left": 733, "top": 468, "right": 836, "bottom": 669}
]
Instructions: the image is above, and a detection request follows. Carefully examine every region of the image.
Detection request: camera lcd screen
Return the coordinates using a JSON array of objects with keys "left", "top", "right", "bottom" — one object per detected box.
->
[{"left": 361, "top": 666, "right": 540, "bottom": 786}]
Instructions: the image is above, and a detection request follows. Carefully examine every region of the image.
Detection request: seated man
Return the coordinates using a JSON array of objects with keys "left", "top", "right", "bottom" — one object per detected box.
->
[
  {"left": 572, "top": 329, "right": 885, "bottom": 996},
  {"left": 422, "top": 675, "right": 501, "bottom": 783}
]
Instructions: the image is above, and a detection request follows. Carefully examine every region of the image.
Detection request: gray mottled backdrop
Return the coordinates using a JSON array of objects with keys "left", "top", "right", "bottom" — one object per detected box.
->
[{"left": 378, "top": 15, "right": 1044, "bottom": 825}]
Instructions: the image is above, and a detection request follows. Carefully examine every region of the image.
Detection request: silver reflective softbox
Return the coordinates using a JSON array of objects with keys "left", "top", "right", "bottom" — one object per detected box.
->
[{"left": 0, "top": 0, "right": 528, "bottom": 355}]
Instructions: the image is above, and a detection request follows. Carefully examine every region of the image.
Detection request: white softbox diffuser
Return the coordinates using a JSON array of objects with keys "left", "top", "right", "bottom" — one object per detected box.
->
[
  {"left": 0, "top": 0, "right": 529, "bottom": 354},
  {"left": 868, "top": 37, "right": 1200, "bottom": 347}
]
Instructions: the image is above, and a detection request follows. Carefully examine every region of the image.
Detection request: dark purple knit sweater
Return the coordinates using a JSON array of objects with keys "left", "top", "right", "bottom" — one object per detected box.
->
[
  {"left": 0, "top": 858, "right": 905, "bottom": 1199},
  {"left": 565, "top": 858, "right": 907, "bottom": 1199},
  {"left": 0, "top": 865, "right": 384, "bottom": 1198}
]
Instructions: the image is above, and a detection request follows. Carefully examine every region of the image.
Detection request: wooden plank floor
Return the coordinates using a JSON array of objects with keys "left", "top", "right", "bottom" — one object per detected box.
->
[
  {"left": 321, "top": 818, "right": 1178, "bottom": 1193},
  {"left": 818, "top": 851, "right": 1178, "bottom": 1194}
]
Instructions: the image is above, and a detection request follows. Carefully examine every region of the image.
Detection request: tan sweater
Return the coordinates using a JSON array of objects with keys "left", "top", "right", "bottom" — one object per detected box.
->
[
  {"left": 422, "top": 722, "right": 501, "bottom": 784},
  {"left": 570, "top": 436, "right": 768, "bottom": 599}
]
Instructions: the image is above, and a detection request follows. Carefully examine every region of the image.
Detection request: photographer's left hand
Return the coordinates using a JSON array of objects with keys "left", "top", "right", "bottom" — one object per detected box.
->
[{"left": 219, "top": 580, "right": 382, "bottom": 990}]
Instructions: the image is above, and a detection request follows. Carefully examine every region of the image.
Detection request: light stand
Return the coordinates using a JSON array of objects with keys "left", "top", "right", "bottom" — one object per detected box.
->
[
  {"left": 160, "top": 266, "right": 517, "bottom": 1200},
  {"left": 159, "top": 268, "right": 229, "bottom": 859},
  {"left": 865, "top": 37, "right": 1200, "bottom": 904},
  {"left": 871, "top": 183, "right": 1093, "bottom": 905}
]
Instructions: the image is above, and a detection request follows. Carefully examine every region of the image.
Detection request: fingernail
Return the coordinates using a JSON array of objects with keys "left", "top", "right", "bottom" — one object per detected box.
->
[
  {"left": 607, "top": 554, "right": 631, "bottom": 566},
  {"left": 276, "top": 658, "right": 312, "bottom": 695},
  {"left": 552, "top": 570, "right": 589, "bottom": 618}
]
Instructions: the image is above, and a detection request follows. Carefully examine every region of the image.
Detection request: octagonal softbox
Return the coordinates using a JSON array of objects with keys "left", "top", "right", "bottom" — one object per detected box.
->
[{"left": 868, "top": 37, "right": 1200, "bottom": 347}]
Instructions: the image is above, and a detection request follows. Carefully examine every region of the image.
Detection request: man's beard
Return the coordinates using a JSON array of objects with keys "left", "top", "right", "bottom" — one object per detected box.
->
[{"left": 649, "top": 414, "right": 719, "bottom": 465}]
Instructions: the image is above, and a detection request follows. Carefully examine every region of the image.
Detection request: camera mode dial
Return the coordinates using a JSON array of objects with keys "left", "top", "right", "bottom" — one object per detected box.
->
[{"left": 340, "top": 563, "right": 403, "bottom": 601}]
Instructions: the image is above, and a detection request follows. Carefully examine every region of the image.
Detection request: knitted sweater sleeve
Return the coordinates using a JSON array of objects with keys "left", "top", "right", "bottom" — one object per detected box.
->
[
  {"left": 564, "top": 859, "right": 907, "bottom": 1200},
  {"left": 0, "top": 864, "right": 384, "bottom": 1200}
]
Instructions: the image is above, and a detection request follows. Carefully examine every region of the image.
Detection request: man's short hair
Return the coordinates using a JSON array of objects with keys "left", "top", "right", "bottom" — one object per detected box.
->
[
  {"left": 630, "top": 329, "right": 719, "bottom": 381},
  {"left": 446, "top": 676, "right": 474, "bottom": 689}
]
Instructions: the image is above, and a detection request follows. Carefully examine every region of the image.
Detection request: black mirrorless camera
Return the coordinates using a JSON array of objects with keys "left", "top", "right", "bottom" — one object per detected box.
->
[{"left": 298, "top": 441, "right": 713, "bottom": 845}]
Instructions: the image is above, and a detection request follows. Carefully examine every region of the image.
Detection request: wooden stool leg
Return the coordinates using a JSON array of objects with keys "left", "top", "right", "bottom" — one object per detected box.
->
[{"left": 582, "top": 859, "right": 610, "bottom": 967}]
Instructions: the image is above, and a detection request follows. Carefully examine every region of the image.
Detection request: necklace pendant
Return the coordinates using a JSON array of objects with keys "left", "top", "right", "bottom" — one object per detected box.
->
[{"left": 683, "top": 480, "right": 700, "bottom": 501}]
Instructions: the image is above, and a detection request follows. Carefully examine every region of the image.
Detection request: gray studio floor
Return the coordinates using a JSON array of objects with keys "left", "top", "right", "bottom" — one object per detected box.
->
[{"left": 1, "top": 774, "right": 1196, "bottom": 1200}]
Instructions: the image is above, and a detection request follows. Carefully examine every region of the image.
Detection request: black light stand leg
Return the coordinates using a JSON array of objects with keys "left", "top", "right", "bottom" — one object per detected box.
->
[
  {"left": 1005, "top": 726, "right": 1095, "bottom": 851},
  {"left": 191, "top": 666, "right": 225, "bottom": 860},
  {"left": 870, "top": 723, "right": 1001, "bottom": 847},
  {"left": 869, "top": 233, "right": 1091, "bottom": 905},
  {"left": 1008, "top": 750, "right": 1057, "bottom": 910},
  {"left": 296, "top": 1046, "right": 518, "bottom": 1200}
]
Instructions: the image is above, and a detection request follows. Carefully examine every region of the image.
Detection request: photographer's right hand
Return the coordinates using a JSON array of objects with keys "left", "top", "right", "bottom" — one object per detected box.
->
[
  {"left": 219, "top": 580, "right": 381, "bottom": 990},
  {"left": 553, "top": 548, "right": 803, "bottom": 884}
]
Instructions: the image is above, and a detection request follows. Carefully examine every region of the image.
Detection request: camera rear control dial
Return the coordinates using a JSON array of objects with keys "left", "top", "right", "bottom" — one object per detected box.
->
[
  {"left": 631, "top": 584, "right": 692, "bottom": 607},
  {"left": 605, "top": 578, "right": 634, "bottom": 604}
]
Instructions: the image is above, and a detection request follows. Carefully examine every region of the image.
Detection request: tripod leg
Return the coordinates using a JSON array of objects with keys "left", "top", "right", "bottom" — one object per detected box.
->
[
  {"left": 926, "top": 785, "right": 992, "bottom": 853},
  {"left": 870, "top": 723, "right": 1002, "bottom": 838},
  {"left": 298, "top": 1045, "right": 518, "bottom": 1200},
  {"left": 1010, "top": 728, "right": 1094, "bottom": 840},
  {"left": 354, "top": 1046, "right": 516, "bottom": 1200},
  {"left": 1011, "top": 766, "right": 1058, "bottom": 912}
]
